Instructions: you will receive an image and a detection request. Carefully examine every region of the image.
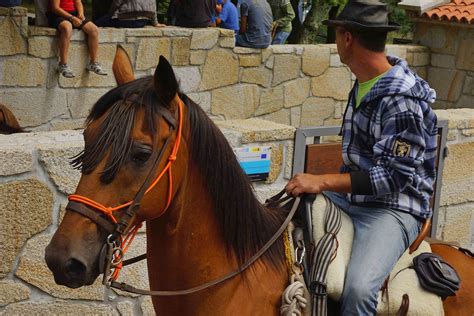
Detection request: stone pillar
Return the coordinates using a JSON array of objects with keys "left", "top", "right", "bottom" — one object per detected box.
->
[{"left": 0, "top": 6, "right": 27, "bottom": 56}]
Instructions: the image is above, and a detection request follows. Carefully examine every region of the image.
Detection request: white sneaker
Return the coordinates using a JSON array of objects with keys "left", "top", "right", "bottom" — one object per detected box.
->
[
  {"left": 86, "top": 62, "right": 107, "bottom": 75},
  {"left": 57, "top": 63, "right": 75, "bottom": 78}
]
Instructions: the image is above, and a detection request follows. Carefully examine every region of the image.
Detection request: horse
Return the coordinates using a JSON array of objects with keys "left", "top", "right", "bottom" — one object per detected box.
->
[
  {"left": 45, "top": 50, "right": 291, "bottom": 315},
  {"left": 44, "top": 47, "right": 473, "bottom": 315},
  {"left": 0, "top": 103, "right": 22, "bottom": 134}
]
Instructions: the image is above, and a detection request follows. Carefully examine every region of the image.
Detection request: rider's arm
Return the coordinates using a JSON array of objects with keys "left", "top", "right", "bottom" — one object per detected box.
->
[{"left": 285, "top": 173, "right": 352, "bottom": 196}]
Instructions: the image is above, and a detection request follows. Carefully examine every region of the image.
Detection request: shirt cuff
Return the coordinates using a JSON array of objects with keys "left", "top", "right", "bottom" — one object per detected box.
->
[{"left": 350, "top": 171, "right": 374, "bottom": 195}]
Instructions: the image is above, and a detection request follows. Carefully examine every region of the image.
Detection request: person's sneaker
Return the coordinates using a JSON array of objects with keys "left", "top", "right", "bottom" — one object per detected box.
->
[
  {"left": 86, "top": 62, "right": 107, "bottom": 76},
  {"left": 57, "top": 63, "right": 75, "bottom": 78}
]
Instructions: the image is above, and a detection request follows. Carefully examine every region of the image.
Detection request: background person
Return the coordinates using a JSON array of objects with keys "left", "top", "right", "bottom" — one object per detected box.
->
[
  {"left": 267, "top": 0, "right": 295, "bottom": 44},
  {"left": 174, "top": 0, "right": 217, "bottom": 28},
  {"left": 95, "top": 0, "right": 165, "bottom": 28},
  {"left": 285, "top": 0, "right": 438, "bottom": 314},
  {"left": 48, "top": 0, "right": 107, "bottom": 78},
  {"left": 215, "top": 0, "right": 239, "bottom": 33},
  {"left": 236, "top": 0, "right": 273, "bottom": 48}
]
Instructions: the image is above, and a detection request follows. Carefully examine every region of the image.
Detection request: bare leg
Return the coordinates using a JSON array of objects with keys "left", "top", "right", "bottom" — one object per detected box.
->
[
  {"left": 57, "top": 21, "right": 73, "bottom": 64},
  {"left": 81, "top": 22, "right": 99, "bottom": 63}
]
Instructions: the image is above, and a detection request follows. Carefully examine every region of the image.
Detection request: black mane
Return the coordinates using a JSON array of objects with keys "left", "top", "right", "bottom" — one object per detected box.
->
[{"left": 72, "top": 76, "right": 286, "bottom": 268}]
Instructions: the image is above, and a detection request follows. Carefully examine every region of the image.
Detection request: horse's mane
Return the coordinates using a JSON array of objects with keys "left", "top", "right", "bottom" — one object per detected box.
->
[
  {"left": 72, "top": 76, "right": 286, "bottom": 268},
  {"left": 0, "top": 103, "right": 23, "bottom": 134},
  {"left": 183, "top": 93, "right": 287, "bottom": 267}
]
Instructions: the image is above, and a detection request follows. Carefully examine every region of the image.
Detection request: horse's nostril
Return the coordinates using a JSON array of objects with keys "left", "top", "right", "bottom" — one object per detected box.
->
[{"left": 64, "top": 258, "right": 87, "bottom": 279}]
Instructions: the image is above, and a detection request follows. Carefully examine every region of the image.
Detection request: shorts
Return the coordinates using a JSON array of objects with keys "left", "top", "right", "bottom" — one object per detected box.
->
[{"left": 47, "top": 10, "right": 91, "bottom": 30}]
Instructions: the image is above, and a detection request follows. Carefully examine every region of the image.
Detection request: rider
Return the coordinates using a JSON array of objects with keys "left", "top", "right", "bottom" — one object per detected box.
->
[{"left": 285, "top": 0, "right": 438, "bottom": 314}]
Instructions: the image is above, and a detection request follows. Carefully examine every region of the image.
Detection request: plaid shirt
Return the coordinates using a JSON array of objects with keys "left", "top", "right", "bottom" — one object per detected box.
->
[{"left": 340, "top": 56, "right": 438, "bottom": 219}]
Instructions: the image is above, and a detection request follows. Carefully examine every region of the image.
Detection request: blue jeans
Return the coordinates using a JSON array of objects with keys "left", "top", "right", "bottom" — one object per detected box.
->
[
  {"left": 323, "top": 192, "right": 421, "bottom": 315},
  {"left": 272, "top": 30, "right": 290, "bottom": 44},
  {"left": 235, "top": 33, "right": 270, "bottom": 49}
]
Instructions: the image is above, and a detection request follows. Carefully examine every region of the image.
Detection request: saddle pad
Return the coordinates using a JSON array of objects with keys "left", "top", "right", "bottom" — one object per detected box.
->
[{"left": 311, "top": 194, "right": 444, "bottom": 315}]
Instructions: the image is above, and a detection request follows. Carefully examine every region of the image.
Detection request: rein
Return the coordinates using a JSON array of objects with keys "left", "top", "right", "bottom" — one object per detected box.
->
[
  {"left": 111, "top": 192, "right": 301, "bottom": 296},
  {"left": 66, "top": 96, "right": 300, "bottom": 296}
]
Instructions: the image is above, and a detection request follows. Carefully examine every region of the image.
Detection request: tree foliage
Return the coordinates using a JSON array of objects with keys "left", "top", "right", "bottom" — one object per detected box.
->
[{"left": 288, "top": 0, "right": 413, "bottom": 44}]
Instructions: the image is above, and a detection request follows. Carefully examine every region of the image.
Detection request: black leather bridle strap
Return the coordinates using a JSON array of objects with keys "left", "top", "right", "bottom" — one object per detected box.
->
[
  {"left": 67, "top": 201, "right": 116, "bottom": 234},
  {"left": 115, "top": 123, "right": 175, "bottom": 236}
]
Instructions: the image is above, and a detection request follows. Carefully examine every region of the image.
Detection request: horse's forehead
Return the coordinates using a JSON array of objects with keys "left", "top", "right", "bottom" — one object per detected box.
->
[{"left": 132, "top": 109, "right": 155, "bottom": 142}]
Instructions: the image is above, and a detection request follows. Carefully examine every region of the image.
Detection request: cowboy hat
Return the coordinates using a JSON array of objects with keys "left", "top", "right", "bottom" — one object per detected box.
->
[{"left": 322, "top": 0, "right": 400, "bottom": 32}]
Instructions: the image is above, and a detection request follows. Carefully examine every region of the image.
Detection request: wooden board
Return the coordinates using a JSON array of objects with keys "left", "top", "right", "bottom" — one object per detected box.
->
[{"left": 304, "top": 143, "right": 343, "bottom": 175}]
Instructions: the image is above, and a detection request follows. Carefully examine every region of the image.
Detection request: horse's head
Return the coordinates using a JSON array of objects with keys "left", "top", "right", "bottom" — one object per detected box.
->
[{"left": 45, "top": 49, "right": 186, "bottom": 288}]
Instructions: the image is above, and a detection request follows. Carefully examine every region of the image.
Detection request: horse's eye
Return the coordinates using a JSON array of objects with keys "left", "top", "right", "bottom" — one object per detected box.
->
[{"left": 131, "top": 149, "right": 152, "bottom": 165}]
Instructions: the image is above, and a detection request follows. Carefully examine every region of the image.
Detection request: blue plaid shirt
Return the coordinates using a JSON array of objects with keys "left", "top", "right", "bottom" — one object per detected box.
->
[{"left": 340, "top": 56, "right": 438, "bottom": 219}]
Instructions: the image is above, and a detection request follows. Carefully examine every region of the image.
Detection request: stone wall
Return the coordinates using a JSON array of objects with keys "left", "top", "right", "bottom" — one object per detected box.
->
[
  {"left": 0, "top": 119, "right": 294, "bottom": 315},
  {"left": 0, "top": 110, "right": 473, "bottom": 314},
  {"left": 413, "top": 22, "right": 474, "bottom": 109},
  {"left": 0, "top": 7, "right": 430, "bottom": 132},
  {"left": 434, "top": 109, "right": 474, "bottom": 246}
]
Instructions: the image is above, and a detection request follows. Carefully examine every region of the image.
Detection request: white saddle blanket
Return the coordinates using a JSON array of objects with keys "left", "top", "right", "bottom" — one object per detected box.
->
[{"left": 312, "top": 194, "right": 444, "bottom": 315}]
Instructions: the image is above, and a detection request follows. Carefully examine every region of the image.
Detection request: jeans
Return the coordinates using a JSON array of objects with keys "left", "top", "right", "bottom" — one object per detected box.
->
[
  {"left": 272, "top": 30, "right": 290, "bottom": 44},
  {"left": 323, "top": 192, "right": 421, "bottom": 315},
  {"left": 235, "top": 33, "right": 270, "bottom": 49}
]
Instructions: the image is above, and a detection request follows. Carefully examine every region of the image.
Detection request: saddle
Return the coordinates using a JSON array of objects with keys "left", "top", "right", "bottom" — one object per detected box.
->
[{"left": 293, "top": 194, "right": 445, "bottom": 316}]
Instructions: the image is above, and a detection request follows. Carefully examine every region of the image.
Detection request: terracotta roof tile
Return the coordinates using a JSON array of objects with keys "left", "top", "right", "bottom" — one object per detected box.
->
[{"left": 422, "top": 0, "right": 474, "bottom": 23}]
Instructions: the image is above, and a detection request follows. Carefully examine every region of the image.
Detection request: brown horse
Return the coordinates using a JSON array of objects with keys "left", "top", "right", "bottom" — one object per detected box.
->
[
  {"left": 44, "top": 49, "right": 473, "bottom": 315},
  {"left": 45, "top": 54, "right": 290, "bottom": 315},
  {"left": 0, "top": 103, "right": 22, "bottom": 134}
]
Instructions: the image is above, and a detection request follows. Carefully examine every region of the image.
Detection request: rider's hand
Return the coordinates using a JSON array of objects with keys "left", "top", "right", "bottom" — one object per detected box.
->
[{"left": 285, "top": 173, "right": 326, "bottom": 196}]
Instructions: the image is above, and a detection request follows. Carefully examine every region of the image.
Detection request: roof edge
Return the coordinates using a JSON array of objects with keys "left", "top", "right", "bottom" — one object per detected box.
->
[{"left": 398, "top": 0, "right": 451, "bottom": 13}]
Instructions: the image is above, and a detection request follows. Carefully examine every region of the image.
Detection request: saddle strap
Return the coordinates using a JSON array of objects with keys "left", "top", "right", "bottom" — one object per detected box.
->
[
  {"left": 310, "top": 195, "right": 342, "bottom": 316},
  {"left": 396, "top": 294, "right": 410, "bottom": 316}
]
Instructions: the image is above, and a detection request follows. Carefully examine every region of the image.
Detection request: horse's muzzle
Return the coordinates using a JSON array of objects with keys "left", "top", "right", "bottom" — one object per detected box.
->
[{"left": 45, "top": 243, "right": 98, "bottom": 288}]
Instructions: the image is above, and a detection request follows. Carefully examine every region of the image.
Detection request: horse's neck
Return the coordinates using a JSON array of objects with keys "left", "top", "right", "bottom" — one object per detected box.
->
[{"left": 145, "top": 166, "right": 287, "bottom": 315}]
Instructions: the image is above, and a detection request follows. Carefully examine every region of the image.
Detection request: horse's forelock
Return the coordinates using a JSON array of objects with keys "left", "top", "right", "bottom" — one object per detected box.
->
[{"left": 74, "top": 78, "right": 167, "bottom": 182}]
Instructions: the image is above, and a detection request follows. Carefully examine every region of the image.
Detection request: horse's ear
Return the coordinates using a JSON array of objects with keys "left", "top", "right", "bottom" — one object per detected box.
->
[
  {"left": 113, "top": 44, "right": 135, "bottom": 85},
  {"left": 0, "top": 103, "right": 22, "bottom": 134},
  {"left": 153, "top": 55, "right": 178, "bottom": 106}
]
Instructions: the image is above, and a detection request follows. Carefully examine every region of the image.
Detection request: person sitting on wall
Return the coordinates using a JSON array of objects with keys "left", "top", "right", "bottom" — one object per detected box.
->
[
  {"left": 215, "top": 0, "right": 239, "bottom": 33},
  {"left": 47, "top": 0, "right": 107, "bottom": 78},
  {"left": 174, "top": 0, "right": 217, "bottom": 28},
  {"left": 95, "top": 0, "right": 166, "bottom": 28},
  {"left": 236, "top": 0, "right": 273, "bottom": 49},
  {"left": 267, "top": 0, "right": 295, "bottom": 44}
]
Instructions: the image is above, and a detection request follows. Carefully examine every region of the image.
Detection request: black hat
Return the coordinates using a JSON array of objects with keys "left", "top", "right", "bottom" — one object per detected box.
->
[{"left": 322, "top": 0, "right": 400, "bottom": 32}]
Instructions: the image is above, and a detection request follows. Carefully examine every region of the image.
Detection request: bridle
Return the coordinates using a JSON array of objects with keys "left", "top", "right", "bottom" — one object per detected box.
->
[
  {"left": 67, "top": 96, "right": 183, "bottom": 285},
  {"left": 65, "top": 96, "right": 301, "bottom": 296}
]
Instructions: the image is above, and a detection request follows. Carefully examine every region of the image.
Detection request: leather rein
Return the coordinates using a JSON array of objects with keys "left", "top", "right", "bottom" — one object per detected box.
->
[{"left": 66, "top": 97, "right": 300, "bottom": 296}]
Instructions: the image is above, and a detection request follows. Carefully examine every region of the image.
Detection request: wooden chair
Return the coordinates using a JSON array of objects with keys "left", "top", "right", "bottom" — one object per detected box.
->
[{"left": 292, "top": 120, "right": 448, "bottom": 253}]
